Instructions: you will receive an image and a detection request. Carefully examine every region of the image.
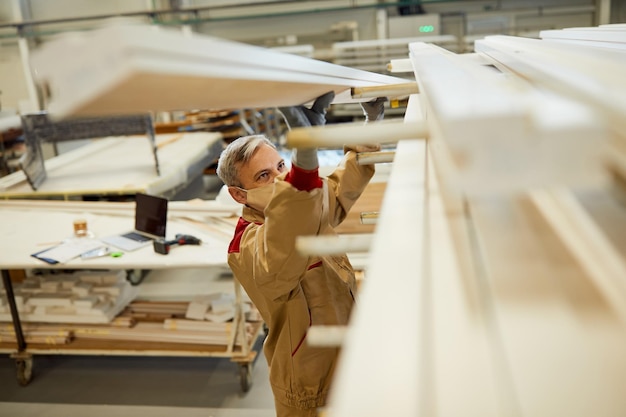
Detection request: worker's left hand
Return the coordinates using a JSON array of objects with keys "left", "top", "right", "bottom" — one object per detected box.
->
[
  {"left": 354, "top": 144, "right": 381, "bottom": 153},
  {"left": 279, "top": 91, "right": 335, "bottom": 128},
  {"left": 280, "top": 91, "right": 335, "bottom": 170}
]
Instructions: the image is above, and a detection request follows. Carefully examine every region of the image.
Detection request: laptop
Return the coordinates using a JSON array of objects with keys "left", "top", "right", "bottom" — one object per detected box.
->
[{"left": 100, "top": 193, "right": 168, "bottom": 251}]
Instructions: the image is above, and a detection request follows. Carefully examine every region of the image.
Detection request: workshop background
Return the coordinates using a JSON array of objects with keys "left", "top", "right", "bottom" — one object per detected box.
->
[{"left": 0, "top": 1, "right": 625, "bottom": 417}]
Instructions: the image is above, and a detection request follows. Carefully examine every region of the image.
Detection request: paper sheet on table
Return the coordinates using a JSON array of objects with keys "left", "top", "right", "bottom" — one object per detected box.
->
[{"left": 32, "top": 239, "right": 105, "bottom": 264}]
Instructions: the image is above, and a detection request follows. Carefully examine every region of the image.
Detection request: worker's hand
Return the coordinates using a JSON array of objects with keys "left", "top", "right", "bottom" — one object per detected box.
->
[
  {"left": 352, "top": 98, "right": 385, "bottom": 153},
  {"left": 355, "top": 144, "right": 381, "bottom": 153},
  {"left": 279, "top": 91, "right": 335, "bottom": 129},
  {"left": 345, "top": 143, "right": 381, "bottom": 154},
  {"left": 280, "top": 91, "right": 335, "bottom": 170},
  {"left": 360, "top": 97, "right": 387, "bottom": 123}
]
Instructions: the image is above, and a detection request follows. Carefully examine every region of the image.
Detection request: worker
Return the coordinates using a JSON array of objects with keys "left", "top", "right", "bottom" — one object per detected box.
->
[{"left": 216, "top": 92, "right": 384, "bottom": 417}]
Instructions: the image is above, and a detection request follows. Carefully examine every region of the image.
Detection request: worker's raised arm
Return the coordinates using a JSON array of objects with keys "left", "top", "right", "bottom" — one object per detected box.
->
[
  {"left": 323, "top": 97, "right": 385, "bottom": 227},
  {"left": 278, "top": 91, "right": 334, "bottom": 190}
]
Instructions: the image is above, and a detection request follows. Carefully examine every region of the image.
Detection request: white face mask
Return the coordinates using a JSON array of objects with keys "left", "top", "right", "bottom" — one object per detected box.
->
[{"left": 236, "top": 184, "right": 274, "bottom": 212}]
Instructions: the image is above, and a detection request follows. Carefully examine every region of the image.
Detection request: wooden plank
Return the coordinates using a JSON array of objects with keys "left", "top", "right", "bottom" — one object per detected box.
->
[
  {"left": 573, "top": 186, "right": 626, "bottom": 261},
  {"left": 327, "top": 97, "right": 502, "bottom": 417},
  {"left": 30, "top": 22, "right": 408, "bottom": 118},
  {"left": 306, "top": 325, "right": 347, "bottom": 347},
  {"left": 425, "top": 150, "right": 504, "bottom": 417},
  {"left": 358, "top": 211, "right": 378, "bottom": 225},
  {"left": 351, "top": 82, "right": 419, "bottom": 99},
  {"left": 527, "top": 188, "right": 626, "bottom": 325},
  {"left": 72, "top": 322, "right": 242, "bottom": 346},
  {"left": 335, "top": 181, "right": 386, "bottom": 235},
  {"left": 388, "top": 58, "right": 414, "bottom": 73},
  {"left": 286, "top": 120, "right": 427, "bottom": 149},
  {"left": 356, "top": 151, "right": 395, "bottom": 165},
  {"left": 326, "top": 140, "right": 426, "bottom": 417},
  {"left": 468, "top": 194, "right": 626, "bottom": 417},
  {"left": 0, "top": 320, "right": 264, "bottom": 357},
  {"left": 0, "top": 198, "right": 240, "bottom": 217},
  {"left": 296, "top": 234, "right": 373, "bottom": 256},
  {"left": 475, "top": 35, "right": 626, "bottom": 132},
  {"left": 475, "top": 34, "right": 626, "bottom": 183},
  {"left": 541, "top": 26, "right": 626, "bottom": 43},
  {"left": 409, "top": 41, "right": 609, "bottom": 194},
  {"left": 0, "top": 334, "right": 70, "bottom": 345}
]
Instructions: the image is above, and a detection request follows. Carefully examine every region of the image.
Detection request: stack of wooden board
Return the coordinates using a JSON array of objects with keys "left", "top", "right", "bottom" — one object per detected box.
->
[
  {"left": 326, "top": 24, "right": 626, "bottom": 417},
  {"left": 0, "top": 299, "right": 261, "bottom": 347},
  {"left": 0, "top": 270, "right": 137, "bottom": 324}
]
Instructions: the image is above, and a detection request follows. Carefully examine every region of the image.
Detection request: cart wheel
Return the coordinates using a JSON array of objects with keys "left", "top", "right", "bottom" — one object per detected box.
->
[
  {"left": 126, "top": 269, "right": 148, "bottom": 286},
  {"left": 15, "top": 358, "right": 33, "bottom": 386},
  {"left": 239, "top": 363, "right": 252, "bottom": 393}
]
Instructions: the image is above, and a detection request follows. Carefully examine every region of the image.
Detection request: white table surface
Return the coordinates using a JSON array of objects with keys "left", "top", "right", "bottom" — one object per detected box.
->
[
  {"left": 0, "top": 132, "right": 223, "bottom": 199},
  {"left": 0, "top": 200, "right": 236, "bottom": 271}
]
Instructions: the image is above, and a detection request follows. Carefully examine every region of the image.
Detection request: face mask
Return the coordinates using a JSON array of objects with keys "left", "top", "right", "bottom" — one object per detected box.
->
[{"left": 236, "top": 184, "right": 274, "bottom": 212}]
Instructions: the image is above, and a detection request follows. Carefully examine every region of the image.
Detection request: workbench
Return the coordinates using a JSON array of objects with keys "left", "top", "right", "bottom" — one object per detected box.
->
[
  {"left": 0, "top": 132, "right": 224, "bottom": 200},
  {"left": 0, "top": 199, "right": 262, "bottom": 391}
]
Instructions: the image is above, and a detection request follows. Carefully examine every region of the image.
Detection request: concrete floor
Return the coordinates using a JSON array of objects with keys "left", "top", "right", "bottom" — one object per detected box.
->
[{"left": 0, "top": 343, "right": 275, "bottom": 416}]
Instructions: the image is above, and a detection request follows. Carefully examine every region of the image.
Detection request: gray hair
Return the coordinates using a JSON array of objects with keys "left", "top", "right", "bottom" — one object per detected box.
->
[{"left": 216, "top": 135, "right": 277, "bottom": 187}]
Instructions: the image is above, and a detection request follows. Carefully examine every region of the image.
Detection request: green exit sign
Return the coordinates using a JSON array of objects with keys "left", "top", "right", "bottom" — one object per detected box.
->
[{"left": 419, "top": 25, "right": 435, "bottom": 33}]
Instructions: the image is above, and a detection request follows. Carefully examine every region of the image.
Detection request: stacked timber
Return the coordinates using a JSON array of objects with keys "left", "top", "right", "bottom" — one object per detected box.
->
[
  {"left": 71, "top": 321, "right": 254, "bottom": 347},
  {"left": 0, "top": 325, "right": 72, "bottom": 345},
  {"left": 186, "top": 292, "right": 242, "bottom": 322},
  {"left": 0, "top": 316, "right": 132, "bottom": 345},
  {"left": 0, "top": 270, "right": 137, "bottom": 324},
  {"left": 0, "top": 298, "right": 262, "bottom": 347}
]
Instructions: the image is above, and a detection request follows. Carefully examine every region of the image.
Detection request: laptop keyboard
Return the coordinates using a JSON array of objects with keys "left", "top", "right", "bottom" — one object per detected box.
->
[{"left": 122, "top": 232, "right": 152, "bottom": 242}]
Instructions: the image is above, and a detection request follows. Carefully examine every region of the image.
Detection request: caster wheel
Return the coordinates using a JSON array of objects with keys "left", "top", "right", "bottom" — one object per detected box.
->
[
  {"left": 239, "top": 363, "right": 252, "bottom": 393},
  {"left": 16, "top": 358, "right": 33, "bottom": 386},
  {"left": 127, "top": 269, "right": 149, "bottom": 285}
]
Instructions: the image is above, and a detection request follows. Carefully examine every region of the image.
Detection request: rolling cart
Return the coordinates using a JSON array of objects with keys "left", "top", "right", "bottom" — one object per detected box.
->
[{"left": 0, "top": 200, "right": 263, "bottom": 392}]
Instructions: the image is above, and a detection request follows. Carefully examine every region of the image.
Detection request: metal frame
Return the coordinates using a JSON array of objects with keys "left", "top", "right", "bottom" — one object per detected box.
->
[{"left": 19, "top": 112, "right": 158, "bottom": 191}]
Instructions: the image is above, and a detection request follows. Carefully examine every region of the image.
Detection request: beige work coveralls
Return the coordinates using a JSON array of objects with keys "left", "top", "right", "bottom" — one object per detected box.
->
[{"left": 227, "top": 150, "right": 374, "bottom": 416}]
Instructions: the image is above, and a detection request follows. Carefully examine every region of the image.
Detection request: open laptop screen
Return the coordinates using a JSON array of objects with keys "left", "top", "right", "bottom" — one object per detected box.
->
[{"left": 135, "top": 193, "right": 168, "bottom": 238}]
